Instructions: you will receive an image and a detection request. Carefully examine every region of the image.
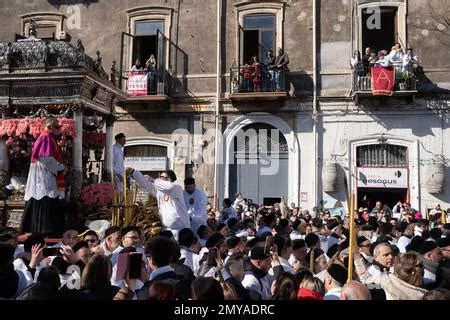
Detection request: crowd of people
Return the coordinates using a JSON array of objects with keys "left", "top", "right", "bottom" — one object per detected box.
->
[
  {"left": 233, "top": 47, "right": 289, "bottom": 93},
  {"left": 1, "top": 177, "right": 450, "bottom": 300},
  {"left": 351, "top": 43, "right": 421, "bottom": 90}
]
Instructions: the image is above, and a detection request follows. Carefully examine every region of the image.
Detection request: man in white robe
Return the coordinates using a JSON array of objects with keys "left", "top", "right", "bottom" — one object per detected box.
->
[
  {"left": 183, "top": 177, "right": 208, "bottom": 234},
  {"left": 127, "top": 168, "right": 190, "bottom": 240},
  {"left": 113, "top": 133, "right": 126, "bottom": 192}
]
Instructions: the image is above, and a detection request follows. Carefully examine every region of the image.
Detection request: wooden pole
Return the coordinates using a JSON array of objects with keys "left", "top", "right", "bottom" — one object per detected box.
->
[
  {"left": 111, "top": 170, "right": 116, "bottom": 226},
  {"left": 347, "top": 193, "right": 356, "bottom": 282}
]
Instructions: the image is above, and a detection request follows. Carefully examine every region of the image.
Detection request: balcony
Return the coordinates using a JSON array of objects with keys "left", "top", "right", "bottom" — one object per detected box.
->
[
  {"left": 229, "top": 66, "right": 288, "bottom": 102},
  {"left": 353, "top": 66, "right": 418, "bottom": 99},
  {"left": 120, "top": 70, "right": 170, "bottom": 105}
]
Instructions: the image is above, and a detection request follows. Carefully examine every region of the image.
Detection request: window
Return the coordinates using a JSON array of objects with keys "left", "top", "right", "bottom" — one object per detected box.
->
[
  {"left": 357, "top": 2, "right": 407, "bottom": 55},
  {"left": 356, "top": 144, "right": 407, "bottom": 167},
  {"left": 124, "top": 145, "right": 167, "bottom": 157},
  {"left": 132, "top": 20, "right": 164, "bottom": 68},
  {"left": 361, "top": 7, "right": 397, "bottom": 53},
  {"left": 242, "top": 14, "right": 276, "bottom": 64},
  {"left": 235, "top": 1, "right": 285, "bottom": 67},
  {"left": 234, "top": 123, "right": 288, "bottom": 158}
]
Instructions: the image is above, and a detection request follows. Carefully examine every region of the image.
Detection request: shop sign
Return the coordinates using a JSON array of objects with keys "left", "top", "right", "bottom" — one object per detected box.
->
[
  {"left": 357, "top": 168, "right": 408, "bottom": 189},
  {"left": 124, "top": 157, "right": 167, "bottom": 171}
]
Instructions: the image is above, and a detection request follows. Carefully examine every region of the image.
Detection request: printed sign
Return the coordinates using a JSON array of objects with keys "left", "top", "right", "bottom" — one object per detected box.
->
[
  {"left": 357, "top": 167, "right": 408, "bottom": 189},
  {"left": 124, "top": 157, "right": 167, "bottom": 171},
  {"left": 127, "top": 72, "right": 148, "bottom": 96}
]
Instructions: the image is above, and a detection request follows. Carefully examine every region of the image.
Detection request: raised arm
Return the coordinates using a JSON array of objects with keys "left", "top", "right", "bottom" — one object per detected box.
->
[{"left": 131, "top": 170, "right": 157, "bottom": 197}]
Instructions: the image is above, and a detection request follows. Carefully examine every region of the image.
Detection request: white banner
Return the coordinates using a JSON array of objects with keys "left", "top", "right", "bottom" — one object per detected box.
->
[
  {"left": 127, "top": 72, "right": 148, "bottom": 96},
  {"left": 124, "top": 157, "right": 167, "bottom": 171},
  {"left": 357, "top": 167, "right": 408, "bottom": 189}
]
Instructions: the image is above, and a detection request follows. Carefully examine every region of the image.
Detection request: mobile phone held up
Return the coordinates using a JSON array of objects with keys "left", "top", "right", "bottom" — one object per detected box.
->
[
  {"left": 42, "top": 247, "right": 62, "bottom": 257},
  {"left": 264, "top": 235, "right": 274, "bottom": 255},
  {"left": 116, "top": 252, "right": 143, "bottom": 280}
]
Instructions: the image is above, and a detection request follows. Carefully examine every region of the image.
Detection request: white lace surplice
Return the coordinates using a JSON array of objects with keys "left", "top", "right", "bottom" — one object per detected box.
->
[{"left": 24, "top": 157, "right": 65, "bottom": 201}]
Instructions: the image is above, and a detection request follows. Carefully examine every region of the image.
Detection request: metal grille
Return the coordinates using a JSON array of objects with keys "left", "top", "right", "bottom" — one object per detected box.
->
[
  {"left": 357, "top": 144, "right": 407, "bottom": 167},
  {"left": 234, "top": 123, "right": 288, "bottom": 157}
]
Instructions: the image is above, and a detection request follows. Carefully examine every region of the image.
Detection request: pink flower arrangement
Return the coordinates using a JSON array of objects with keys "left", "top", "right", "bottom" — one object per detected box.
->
[
  {"left": 83, "top": 131, "right": 106, "bottom": 148},
  {"left": 81, "top": 182, "right": 113, "bottom": 207},
  {"left": 28, "top": 118, "right": 46, "bottom": 138},
  {"left": 0, "top": 119, "right": 18, "bottom": 138},
  {"left": 59, "top": 117, "right": 76, "bottom": 137},
  {"left": 0, "top": 118, "right": 76, "bottom": 139}
]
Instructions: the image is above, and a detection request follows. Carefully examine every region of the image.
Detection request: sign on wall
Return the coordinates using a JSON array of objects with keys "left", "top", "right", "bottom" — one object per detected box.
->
[
  {"left": 124, "top": 157, "right": 167, "bottom": 171},
  {"left": 357, "top": 168, "right": 408, "bottom": 189}
]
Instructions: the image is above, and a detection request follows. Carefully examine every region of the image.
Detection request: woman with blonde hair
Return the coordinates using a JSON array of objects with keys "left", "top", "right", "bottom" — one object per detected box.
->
[
  {"left": 297, "top": 275, "right": 325, "bottom": 300},
  {"left": 354, "top": 251, "right": 427, "bottom": 300}
]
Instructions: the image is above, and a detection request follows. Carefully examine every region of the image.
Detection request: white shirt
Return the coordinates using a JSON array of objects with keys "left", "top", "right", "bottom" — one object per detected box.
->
[
  {"left": 113, "top": 143, "right": 124, "bottom": 189},
  {"left": 24, "top": 157, "right": 65, "bottom": 200},
  {"left": 180, "top": 246, "right": 202, "bottom": 276},
  {"left": 99, "top": 241, "right": 122, "bottom": 257},
  {"left": 132, "top": 170, "right": 190, "bottom": 232},
  {"left": 269, "top": 257, "right": 296, "bottom": 275},
  {"left": 242, "top": 271, "right": 274, "bottom": 300},
  {"left": 324, "top": 287, "right": 342, "bottom": 300},
  {"left": 184, "top": 188, "right": 208, "bottom": 233},
  {"left": 397, "top": 236, "right": 411, "bottom": 254}
]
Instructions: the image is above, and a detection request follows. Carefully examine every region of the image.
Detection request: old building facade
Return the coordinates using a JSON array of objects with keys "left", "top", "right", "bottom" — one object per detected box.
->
[{"left": 0, "top": 0, "right": 449, "bottom": 215}]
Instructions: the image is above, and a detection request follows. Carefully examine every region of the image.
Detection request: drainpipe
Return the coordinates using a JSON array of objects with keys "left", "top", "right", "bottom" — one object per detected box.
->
[
  {"left": 312, "top": 0, "right": 319, "bottom": 209},
  {"left": 213, "top": 0, "right": 222, "bottom": 209}
]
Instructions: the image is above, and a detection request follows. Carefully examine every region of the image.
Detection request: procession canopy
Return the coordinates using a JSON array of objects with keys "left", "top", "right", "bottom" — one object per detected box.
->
[{"left": 0, "top": 19, "right": 125, "bottom": 230}]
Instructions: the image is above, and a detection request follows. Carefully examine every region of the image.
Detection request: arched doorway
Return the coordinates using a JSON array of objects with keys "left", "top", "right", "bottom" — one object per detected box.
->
[
  {"left": 228, "top": 123, "right": 289, "bottom": 205},
  {"left": 220, "top": 112, "right": 299, "bottom": 206}
]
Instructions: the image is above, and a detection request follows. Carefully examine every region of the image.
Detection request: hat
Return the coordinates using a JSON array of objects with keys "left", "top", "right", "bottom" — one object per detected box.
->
[
  {"left": 327, "top": 263, "right": 348, "bottom": 284},
  {"left": 226, "top": 236, "right": 241, "bottom": 250},
  {"left": 305, "top": 248, "right": 324, "bottom": 263},
  {"left": 405, "top": 235, "right": 425, "bottom": 252},
  {"left": 418, "top": 241, "right": 439, "bottom": 255},
  {"left": 104, "top": 226, "right": 121, "bottom": 239},
  {"left": 249, "top": 246, "right": 270, "bottom": 260},
  {"left": 436, "top": 237, "right": 450, "bottom": 248},
  {"left": 205, "top": 232, "right": 225, "bottom": 249},
  {"left": 184, "top": 177, "right": 195, "bottom": 185},
  {"left": 292, "top": 239, "right": 306, "bottom": 250},
  {"left": 114, "top": 133, "right": 125, "bottom": 140},
  {"left": 178, "top": 228, "right": 197, "bottom": 248},
  {"left": 191, "top": 277, "right": 224, "bottom": 300},
  {"left": 357, "top": 236, "right": 369, "bottom": 246},
  {"left": 326, "top": 243, "right": 339, "bottom": 259},
  {"left": 326, "top": 220, "right": 340, "bottom": 231}
]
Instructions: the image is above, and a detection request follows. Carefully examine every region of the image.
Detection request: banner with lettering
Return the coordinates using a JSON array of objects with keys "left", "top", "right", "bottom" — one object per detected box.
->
[
  {"left": 127, "top": 72, "right": 148, "bottom": 96},
  {"left": 371, "top": 66, "right": 395, "bottom": 96}
]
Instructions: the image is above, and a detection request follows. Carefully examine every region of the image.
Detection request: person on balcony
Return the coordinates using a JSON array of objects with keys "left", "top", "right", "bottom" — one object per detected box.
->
[
  {"left": 273, "top": 48, "right": 289, "bottom": 92},
  {"left": 145, "top": 54, "right": 157, "bottom": 95},
  {"left": 131, "top": 59, "right": 143, "bottom": 72},
  {"left": 350, "top": 50, "right": 365, "bottom": 88},
  {"left": 21, "top": 117, "right": 67, "bottom": 236},
  {"left": 264, "top": 50, "right": 276, "bottom": 91},
  {"left": 362, "top": 47, "right": 372, "bottom": 76},
  {"left": 403, "top": 48, "right": 420, "bottom": 74},
  {"left": 388, "top": 43, "right": 405, "bottom": 79},
  {"left": 241, "top": 62, "right": 254, "bottom": 92},
  {"left": 251, "top": 56, "right": 262, "bottom": 92}
]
